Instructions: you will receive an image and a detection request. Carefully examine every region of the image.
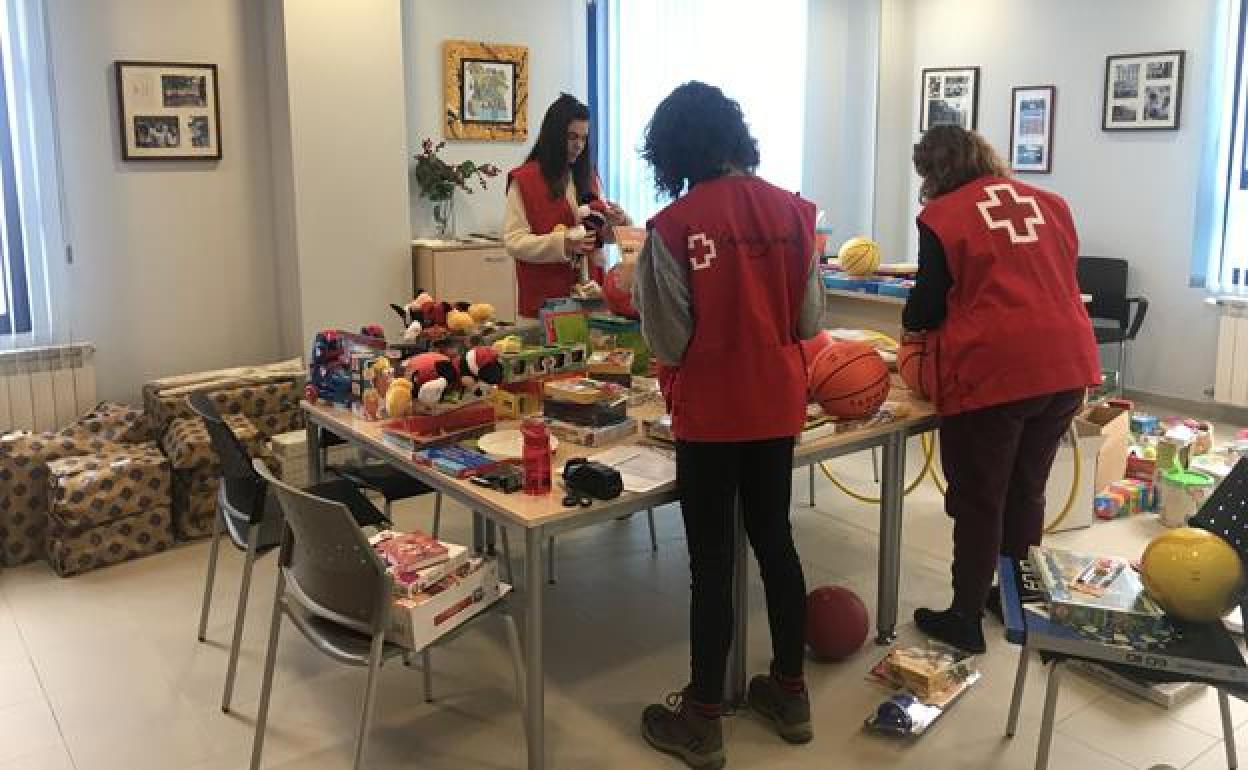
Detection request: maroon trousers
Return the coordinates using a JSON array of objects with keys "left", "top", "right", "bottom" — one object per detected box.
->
[{"left": 940, "top": 389, "right": 1085, "bottom": 616}]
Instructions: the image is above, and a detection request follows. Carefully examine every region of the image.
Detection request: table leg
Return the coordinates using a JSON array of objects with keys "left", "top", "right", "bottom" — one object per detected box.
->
[
  {"left": 473, "top": 512, "right": 485, "bottom": 554},
  {"left": 306, "top": 420, "right": 322, "bottom": 485},
  {"left": 486, "top": 519, "right": 497, "bottom": 556},
  {"left": 875, "top": 432, "right": 906, "bottom": 644},
  {"left": 1006, "top": 646, "right": 1030, "bottom": 737},
  {"left": 807, "top": 464, "right": 816, "bottom": 507},
  {"left": 725, "top": 498, "right": 748, "bottom": 707},
  {"left": 524, "top": 527, "right": 545, "bottom": 770},
  {"left": 1220, "top": 688, "right": 1238, "bottom": 770}
]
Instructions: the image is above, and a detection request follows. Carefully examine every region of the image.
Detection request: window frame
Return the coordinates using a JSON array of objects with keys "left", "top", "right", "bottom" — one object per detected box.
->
[{"left": 0, "top": 36, "right": 30, "bottom": 335}]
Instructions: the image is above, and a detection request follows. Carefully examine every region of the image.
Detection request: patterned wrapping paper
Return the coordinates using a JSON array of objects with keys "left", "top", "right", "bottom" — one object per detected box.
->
[
  {"left": 144, "top": 375, "right": 303, "bottom": 432},
  {"left": 0, "top": 432, "right": 123, "bottom": 566},
  {"left": 161, "top": 414, "right": 265, "bottom": 471},
  {"left": 172, "top": 468, "right": 220, "bottom": 541},
  {"left": 46, "top": 507, "right": 174, "bottom": 577},
  {"left": 45, "top": 444, "right": 170, "bottom": 537},
  {"left": 247, "top": 408, "right": 303, "bottom": 440},
  {"left": 71, "top": 401, "right": 157, "bottom": 444}
]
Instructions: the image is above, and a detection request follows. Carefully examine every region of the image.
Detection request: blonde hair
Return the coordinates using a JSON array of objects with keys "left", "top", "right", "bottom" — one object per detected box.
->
[{"left": 913, "top": 125, "right": 1009, "bottom": 203}]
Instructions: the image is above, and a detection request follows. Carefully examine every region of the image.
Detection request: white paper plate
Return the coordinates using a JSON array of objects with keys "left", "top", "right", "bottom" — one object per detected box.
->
[{"left": 477, "top": 429, "right": 558, "bottom": 459}]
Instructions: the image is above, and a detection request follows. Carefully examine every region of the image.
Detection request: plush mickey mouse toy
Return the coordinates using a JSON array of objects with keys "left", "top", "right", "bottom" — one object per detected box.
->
[
  {"left": 577, "top": 194, "right": 611, "bottom": 248},
  {"left": 402, "top": 351, "right": 457, "bottom": 405},
  {"left": 455, "top": 346, "right": 504, "bottom": 397}
]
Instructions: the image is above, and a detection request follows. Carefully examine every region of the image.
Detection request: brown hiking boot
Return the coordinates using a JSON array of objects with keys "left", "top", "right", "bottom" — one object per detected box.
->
[
  {"left": 641, "top": 688, "right": 726, "bottom": 769},
  {"left": 748, "top": 674, "right": 813, "bottom": 744}
]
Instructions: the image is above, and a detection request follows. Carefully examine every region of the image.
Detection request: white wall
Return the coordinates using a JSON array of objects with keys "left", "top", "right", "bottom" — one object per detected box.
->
[
  {"left": 47, "top": 0, "right": 282, "bottom": 404},
  {"left": 877, "top": 0, "right": 1222, "bottom": 402},
  {"left": 271, "top": 0, "right": 412, "bottom": 349},
  {"left": 403, "top": 0, "right": 587, "bottom": 241}
]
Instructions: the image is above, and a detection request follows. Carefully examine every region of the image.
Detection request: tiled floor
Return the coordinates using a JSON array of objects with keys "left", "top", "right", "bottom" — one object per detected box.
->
[{"left": 0, "top": 431, "right": 1242, "bottom": 770}]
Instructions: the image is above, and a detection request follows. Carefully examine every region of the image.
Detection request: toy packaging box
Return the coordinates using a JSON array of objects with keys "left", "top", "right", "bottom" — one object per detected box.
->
[
  {"left": 547, "top": 417, "right": 638, "bottom": 447},
  {"left": 385, "top": 556, "right": 505, "bottom": 650},
  {"left": 1028, "top": 545, "right": 1169, "bottom": 639}
]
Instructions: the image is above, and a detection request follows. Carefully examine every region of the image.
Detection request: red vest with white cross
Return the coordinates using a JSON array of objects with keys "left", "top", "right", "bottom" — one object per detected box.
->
[
  {"left": 649, "top": 175, "right": 815, "bottom": 441},
  {"left": 919, "top": 176, "right": 1101, "bottom": 415},
  {"left": 506, "top": 161, "right": 606, "bottom": 318}
]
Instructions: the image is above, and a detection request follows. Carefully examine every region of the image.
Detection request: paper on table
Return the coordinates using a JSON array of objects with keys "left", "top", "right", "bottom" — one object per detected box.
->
[{"left": 587, "top": 445, "right": 676, "bottom": 493}]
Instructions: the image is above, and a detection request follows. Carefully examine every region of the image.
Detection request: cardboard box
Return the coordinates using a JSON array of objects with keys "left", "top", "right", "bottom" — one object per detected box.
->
[
  {"left": 1074, "top": 403, "right": 1130, "bottom": 499},
  {"left": 385, "top": 557, "right": 505, "bottom": 650}
]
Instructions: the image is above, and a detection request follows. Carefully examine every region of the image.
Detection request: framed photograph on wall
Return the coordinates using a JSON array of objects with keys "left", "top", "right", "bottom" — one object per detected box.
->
[
  {"left": 920, "top": 66, "right": 980, "bottom": 132},
  {"left": 1010, "top": 85, "right": 1055, "bottom": 173},
  {"left": 443, "top": 40, "right": 529, "bottom": 141},
  {"left": 1102, "top": 51, "right": 1185, "bottom": 131},
  {"left": 114, "top": 61, "right": 220, "bottom": 160}
]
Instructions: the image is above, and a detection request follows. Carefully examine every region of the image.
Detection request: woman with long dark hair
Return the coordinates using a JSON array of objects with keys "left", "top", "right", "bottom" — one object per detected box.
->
[
  {"left": 503, "top": 93, "right": 629, "bottom": 318},
  {"left": 903, "top": 125, "right": 1100, "bottom": 652},
  {"left": 633, "top": 81, "right": 824, "bottom": 770}
]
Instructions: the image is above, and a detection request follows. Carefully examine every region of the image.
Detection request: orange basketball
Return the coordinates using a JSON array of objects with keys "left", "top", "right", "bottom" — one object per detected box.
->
[
  {"left": 809, "top": 341, "right": 890, "bottom": 419},
  {"left": 897, "top": 335, "right": 931, "bottom": 400},
  {"left": 800, "top": 331, "right": 836, "bottom": 395}
]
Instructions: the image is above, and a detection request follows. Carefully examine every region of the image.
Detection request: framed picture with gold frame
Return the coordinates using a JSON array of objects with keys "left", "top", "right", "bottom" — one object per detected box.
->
[{"left": 443, "top": 40, "right": 528, "bottom": 141}]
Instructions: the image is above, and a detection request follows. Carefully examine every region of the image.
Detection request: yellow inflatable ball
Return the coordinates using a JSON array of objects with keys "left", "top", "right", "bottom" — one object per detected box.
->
[
  {"left": 446, "top": 310, "right": 476, "bottom": 334},
  {"left": 468, "top": 303, "right": 495, "bottom": 324},
  {"left": 385, "top": 378, "right": 413, "bottom": 418},
  {"left": 1140, "top": 527, "right": 1244, "bottom": 623},
  {"left": 838, "top": 236, "right": 881, "bottom": 277}
]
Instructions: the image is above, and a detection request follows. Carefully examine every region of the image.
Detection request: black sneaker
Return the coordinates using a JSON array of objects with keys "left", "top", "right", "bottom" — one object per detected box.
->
[
  {"left": 914, "top": 607, "right": 986, "bottom": 654},
  {"left": 641, "top": 688, "right": 726, "bottom": 770},
  {"left": 747, "top": 674, "right": 813, "bottom": 744}
]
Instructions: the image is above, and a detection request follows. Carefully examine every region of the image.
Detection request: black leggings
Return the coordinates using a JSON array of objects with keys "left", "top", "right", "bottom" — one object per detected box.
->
[{"left": 676, "top": 437, "right": 807, "bottom": 705}]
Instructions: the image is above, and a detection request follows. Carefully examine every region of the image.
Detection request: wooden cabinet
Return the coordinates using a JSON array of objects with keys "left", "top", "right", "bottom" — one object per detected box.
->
[{"left": 412, "top": 241, "right": 517, "bottom": 322}]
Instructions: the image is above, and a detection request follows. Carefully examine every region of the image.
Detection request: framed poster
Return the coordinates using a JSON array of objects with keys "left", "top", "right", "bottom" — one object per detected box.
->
[
  {"left": 1010, "top": 85, "right": 1056, "bottom": 173},
  {"left": 1102, "top": 51, "right": 1185, "bottom": 131},
  {"left": 920, "top": 66, "right": 980, "bottom": 131},
  {"left": 114, "top": 61, "right": 221, "bottom": 160},
  {"left": 443, "top": 40, "right": 529, "bottom": 141}
]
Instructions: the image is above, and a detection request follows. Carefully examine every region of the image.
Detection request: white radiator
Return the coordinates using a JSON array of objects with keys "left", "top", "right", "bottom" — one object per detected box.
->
[
  {"left": 1214, "top": 299, "right": 1248, "bottom": 407},
  {"left": 0, "top": 343, "right": 96, "bottom": 433}
]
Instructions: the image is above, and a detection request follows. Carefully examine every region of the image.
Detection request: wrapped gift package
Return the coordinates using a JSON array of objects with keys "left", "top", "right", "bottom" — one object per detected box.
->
[
  {"left": 0, "top": 431, "right": 124, "bottom": 566},
  {"left": 45, "top": 443, "right": 174, "bottom": 576},
  {"left": 172, "top": 468, "right": 220, "bottom": 540},
  {"left": 72, "top": 401, "right": 157, "bottom": 445},
  {"left": 161, "top": 414, "right": 266, "bottom": 472},
  {"left": 142, "top": 358, "right": 304, "bottom": 434}
]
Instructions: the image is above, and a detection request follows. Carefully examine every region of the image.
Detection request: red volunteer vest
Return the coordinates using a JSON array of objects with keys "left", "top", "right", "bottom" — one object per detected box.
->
[
  {"left": 506, "top": 161, "right": 606, "bottom": 318},
  {"left": 651, "top": 175, "right": 815, "bottom": 442},
  {"left": 920, "top": 176, "right": 1100, "bottom": 415}
]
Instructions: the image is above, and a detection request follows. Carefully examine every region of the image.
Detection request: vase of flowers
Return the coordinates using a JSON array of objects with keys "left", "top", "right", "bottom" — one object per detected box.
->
[{"left": 413, "top": 138, "right": 500, "bottom": 238}]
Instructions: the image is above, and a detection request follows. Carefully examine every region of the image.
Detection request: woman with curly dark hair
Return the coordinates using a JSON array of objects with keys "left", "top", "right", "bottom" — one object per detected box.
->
[
  {"left": 503, "top": 93, "right": 630, "bottom": 318},
  {"left": 903, "top": 125, "right": 1099, "bottom": 653},
  {"left": 633, "top": 81, "right": 824, "bottom": 769}
]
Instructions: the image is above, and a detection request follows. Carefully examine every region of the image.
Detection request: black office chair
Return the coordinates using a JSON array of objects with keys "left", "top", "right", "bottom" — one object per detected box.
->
[
  {"left": 189, "top": 393, "right": 389, "bottom": 714},
  {"left": 318, "top": 426, "right": 442, "bottom": 526},
  {"left": 1076, "top": 257, "right": 1149, "bottom": 392}
]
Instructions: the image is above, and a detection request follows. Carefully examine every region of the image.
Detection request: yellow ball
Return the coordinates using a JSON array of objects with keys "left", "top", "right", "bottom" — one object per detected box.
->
[
  {"left": 838, "top": 236, "right": 881, "bottom": 277},
  {"left": 446, "top": 310, "right": 476, "bottom": 334},
  {"left": 1140, "top": 527, "right": 1244, "bottom": 623}
]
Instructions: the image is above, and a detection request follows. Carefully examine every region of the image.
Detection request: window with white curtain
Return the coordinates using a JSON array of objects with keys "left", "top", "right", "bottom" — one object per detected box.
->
[
  {"left": 0, "top": 0, "right": 67, "bottom": 347},
  {"left": 595, "top": 0, "right": 808, "bottom": 225},
  {"left": 1204, "top": 0, "right": 1248, "bottom": 293}
]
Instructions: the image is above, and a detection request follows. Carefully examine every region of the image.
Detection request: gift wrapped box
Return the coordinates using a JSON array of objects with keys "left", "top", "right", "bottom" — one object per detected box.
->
[
  {"left": 47, "top": 507, "right": 174, "bottom": 577},
  {"left": 247, "top": 408, "right": 304, "bottom": 440},
  {"left": 161, "top": 413, "right": 265, "bottom": 471},
  {"left": 71, "top": 401, "right": 157, "bottom": 445},
  {"left": 45, "top": 443, "right": 173, "bottom": 576},
  {"left": 46, "top": 444, "right": 170, "bottom": 536},
  {"left": 142, "top": 358, "right": 304, "bottom": 433},
  {"left": 0, "top": 432, "right": 124, "bottom": 566},
  {"left": 172, "top": 468, "right": 219, "bottom": 541}
]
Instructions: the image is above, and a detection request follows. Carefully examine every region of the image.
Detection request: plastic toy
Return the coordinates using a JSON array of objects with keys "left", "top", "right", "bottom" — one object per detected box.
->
[
  {"left": 385, "top": 378, "right": 413, "bottom": 418},
  {"left": 306, "top": 329, "right": 352, "bottom": 405}
]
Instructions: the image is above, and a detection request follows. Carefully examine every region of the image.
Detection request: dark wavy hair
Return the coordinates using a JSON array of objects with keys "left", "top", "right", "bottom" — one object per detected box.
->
[
  {"left": 526, "top": 93, "right": 593, "bottom": 200},
  {"left": 913, "top": 125, "right": 1009, "bottom": 203},
  {"left": 641, "top": 81, "right": 760, "bottom": 199}
]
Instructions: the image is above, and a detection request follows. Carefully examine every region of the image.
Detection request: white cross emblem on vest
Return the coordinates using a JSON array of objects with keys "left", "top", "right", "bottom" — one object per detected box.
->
[
  {"left": 688, "top": 233, "right": 717, "bottom": 271},
  {"left": 976, "top": 183, "right": 1046, "bottom": 244}
]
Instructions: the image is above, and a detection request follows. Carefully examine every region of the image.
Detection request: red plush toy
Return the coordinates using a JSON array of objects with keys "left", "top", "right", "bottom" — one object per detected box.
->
[{"left": 403, "top": 352, "right": 457, "bottom": 405}]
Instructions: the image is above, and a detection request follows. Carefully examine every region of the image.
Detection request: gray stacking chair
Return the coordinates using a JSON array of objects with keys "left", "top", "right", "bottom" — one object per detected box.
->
[{"left": 249, "top": 458, "right": 526, "bottom": 770}]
